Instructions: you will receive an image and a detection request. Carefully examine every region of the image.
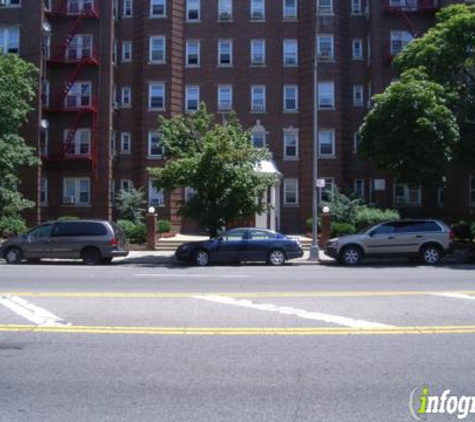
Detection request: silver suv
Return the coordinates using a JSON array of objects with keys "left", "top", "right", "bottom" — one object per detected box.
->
[
  {"left": 325, "top": 219, "right": 453, "bottom": 266},
  {"left": 0, "top": 220, "right": 128, "bottom": 265}
]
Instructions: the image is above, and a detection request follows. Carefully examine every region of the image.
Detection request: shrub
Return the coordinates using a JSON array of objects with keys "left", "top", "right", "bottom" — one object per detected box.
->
[
  {"left": 116, "top": 188, "right": 146, "bottom": 224},
  {"left": 57, "top": 215, "right": 80, "bottom": 221},
  {"left": 157, "top": 219, "right": 172, "bottom": 234},
  {"left": 331, "top": 222, "right": 357, "bottom": 238},
  {"left": 0, "top": 216, "right": 27, "bottom": 237},
  {"left": 322, "top": 188, "right": 364, "bottom": 224},
  {"left": 354, "top": 207, "right": 400, "bottom": 230},
  {"left": 452, "top": 220, "right": 473, "bottom": 241},
  {"left": 117, "top": 219, "right": 147, "bottom": 244}
]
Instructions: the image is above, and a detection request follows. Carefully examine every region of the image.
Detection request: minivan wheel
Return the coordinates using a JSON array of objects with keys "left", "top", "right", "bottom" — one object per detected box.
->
[
  {"left": 421, "top": 245, "right": 442, "bottom": 265},
  {"left": 4, "top": 247, "right": 22, "bottom": 265},
  {"left": 267, "top": 249, "right": 286, "bottom": 266},
  {"left": 82, "top": 247, "right": 101, "bottom": 265},
  {"left": 340, "top": 246, "right": 363, "bottom": 266},
  {"left": 193, "top": 249, "right": 209, "bottom": 266},
  {"left": 101, "top": 257, "right": 113, "bottom": 264}
]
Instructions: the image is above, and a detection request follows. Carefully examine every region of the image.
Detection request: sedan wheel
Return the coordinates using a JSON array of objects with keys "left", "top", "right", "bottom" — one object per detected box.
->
[
  {"left": 193, "top": 249, "right": 210, "bottom": 266},
  {"left": 421, "top": 245, "right": 441, "bottom": 265},
  {"left": 340, "top": 246, "right": 362, "bottom": 266},
  {"left": 5, "top": 247, "right": 22, "bottom": 264},
  {"left": 267, "top": 250, "right": 286, "bottom": 266}
]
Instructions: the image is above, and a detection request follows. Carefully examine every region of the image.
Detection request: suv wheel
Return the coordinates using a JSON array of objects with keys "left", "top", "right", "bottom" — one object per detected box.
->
[
  {"left": 4, "top": 247, "right": 22, "bottom": 264},
  {"left": 421, "top": 245, "right": 442, "bottom": 265},
  {"left": 193, "top": 249, "right": 210, "bottom": 266},
  {"left": 340, "top": 246, "right": 363, "bottom": 266},
  {"left": 82, "top": 247, "right": 101, "bottom": 266},
  {"left": 267, "top": 249, "right": 286, "bottom": 266}
]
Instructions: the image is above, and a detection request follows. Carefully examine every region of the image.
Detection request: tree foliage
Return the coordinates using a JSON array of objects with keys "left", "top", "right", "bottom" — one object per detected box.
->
[
  {"left": 148, "top": 104, "right": 276, "bottom": 237},
  {"left": 0, "top": 54, "right": 38, "bottom": 217}
]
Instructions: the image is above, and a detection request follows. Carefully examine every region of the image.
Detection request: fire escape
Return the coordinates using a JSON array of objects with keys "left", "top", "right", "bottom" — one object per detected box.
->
[{"left": 43, "top": 0, "right": 100, "bottom": 200}]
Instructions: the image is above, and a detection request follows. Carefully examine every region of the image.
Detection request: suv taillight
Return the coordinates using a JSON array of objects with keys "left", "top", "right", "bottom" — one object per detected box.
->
[{"left": 110, "top": 237, "right": 119, "bottom": 247}]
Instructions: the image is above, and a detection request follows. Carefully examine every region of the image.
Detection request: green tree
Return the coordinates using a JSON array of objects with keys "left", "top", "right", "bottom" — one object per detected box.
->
[
  {"left": 148, "top": 104, "right": 276, "bottom": 237},
  {"left": 0, "top": 54, "right": 38, "bottom": 217},
  {"left": 115, "top": 187, "right": 146, "bottom": 224},
  {"left": 359, "top": 69, "right": 459, "bottom": 187}
]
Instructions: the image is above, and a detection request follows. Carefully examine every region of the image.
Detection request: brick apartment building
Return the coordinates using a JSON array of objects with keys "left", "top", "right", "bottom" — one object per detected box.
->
[{"left": 0, "top": 0, "right": 473, "bottom": 233}]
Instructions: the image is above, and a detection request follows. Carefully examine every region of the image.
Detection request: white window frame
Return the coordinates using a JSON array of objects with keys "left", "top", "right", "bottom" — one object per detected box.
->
[
  {"left": 148, "top": 179, "right": 164, "bottom": 206},
  {"left": 250, "top": 0, "right": 265, "bottom": 20},
  {"left": 250, "top": 39, "right": 266, "bottom": 66},
  {"left": 251, "top": 129, "right": 266, "bottom": 148},
  {"left": 186, "top": 0, "right": 200, "bottom": 21},
  {"left": 318, "top": 130, "right": 335, "bottom": 157},
  {"left": 317, "top": 35, "right": 334, "bottom": 60},
  {"left": 390, "top": 30, "right": 413, "bottom": 56},
  {"left": 320, "top": 177, "right": 335, "bottom": 202},
  {"left": 284, "top": 178, "right": 299, "bottom": 206},
  {"left": 318, "top": 81, "right": 335, "bottom": 109},
  {"left": 149, "top": 35, "right": 166, "bottom": 63},
  {"left": 40, "top": 177, "right": 48, "bottom": 206},
  {"left": 283, "top": 129, "right": 299, "bottom": 160},
  {"left": 352, "top": 39, "right": 363, "bottom": 60},
  {"left": 148, "top": 82, "right": 165, "bottom": 110},
  {"left": 217, "top": 85, "right": 233, "bottom": 111},
  {"left": 150, "top": 0, "right": 166, "bottom": 17},
  {"left": 63, "top": 177, "right": 91, "bottom": 205},
  {"left": 218, "top": 39, "right": 233, "bottom": 67},
  {"left": 67, "top": 34, "right": 93, "bottom": 61},
  {"left": 40, "top": 129, "right": 49, "bottom": 157},
  {"left": 353, "top": 85, "right": 364, "bottom": 106},
  {"left": 64, "top": 128, "right": 91, "bottom": 156},
  {"left": 394, "top": 183, "right": 422, "bottom": 206},
  {"left": 148, "top": 131, "right": 165, "bottom": 158},
  {"left": 317, "top": 0, "right": 333, "bottom": 15},
  {"left": 121, "top": 86, "right": 132, "bottom": 107},
  {"left": 43, "top": 33, "right": 51, "bottom": 59},
  {"left": 2, "top": 0, "right": 21, "bottom": 7},
  {"left": 185, "top": 40, "right": 200, "bottom": 67},
  {"left": 283, "top": 85, "right": 299, "bottom": 112},
  {"left": 67, "top": 0, "right": 94, "bottom": 14},
  {"left": 120, "top": 179, "right": 134, "bottom": 192},
  {"left": 122, "top": 41, "right": 132, "bottom": 62},
  {"left": 251, "top": 85, "right": 266, "bottom": 113},
  {"left": 218, "top": 0, "right": 233, "bottom": 20},
  {"left": 185, "top": 85, "right": 200, "bottom": 112},
  {"left": 123, "top": 0, "right": 133, "bottom": 16},
  {"left": 283, "top": 39, "right": 298, "bottom": 66},
  {"left": 283, "top": 0, "right": 297, "bottom": 19},
  {"left": 120, "top": 132, "right": 131, "bottom": 153},
  {"left": 353, "top": 131, "right": 361, "bottom": 152},
  {"left": 0, "top": 27, "right": 20, "bottom": 54},
  {"left": 42, "top": 80, "right": 50, "bottom": 108},
  {"left": 352, "top": 0, "right": 362, "bottom": 14},
  {"left": 65, "top": 81, "right": 92, "bottom": 108}
]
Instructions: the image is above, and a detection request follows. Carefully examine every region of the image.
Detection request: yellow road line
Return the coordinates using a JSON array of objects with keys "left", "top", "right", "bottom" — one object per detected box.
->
[
  {"left": 2, "top": 290, "right": 475, "bottom": 299},
  {"left": 2, "top": 324, "right": 475, "bottom": 336}
]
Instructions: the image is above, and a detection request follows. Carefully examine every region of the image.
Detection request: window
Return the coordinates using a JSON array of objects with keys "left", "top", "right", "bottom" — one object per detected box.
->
[
  {"left": 110, "top": 130, "right": 116, "bottom": 155},
  {"left": 317, "top": 0, "right": 333, "bottom": 14},
  {"left": 40, "top": 178, "right": 48, "bottom": 206},
  {"left": 218, "top": 40, "right": 233, "bottom": 66},
  {"left": 185, "top": 85, "right": 200, "bottom": 112},
  {"left": 394, "top": 184, "right": 421, "bottom": 206},
  {"left": 352, "top": 39, "right": 363, "bottom": 59},
  {"left": 471, "top": 176, "right": 475, "bottom": 206},
  {"left": 64, "top": 129, "right": 91, "bottom": 156},
  {"left": 186, "top": 40, "right": 200, "bottom": 66},
  {"left": 112, "top": 38, "right": 118, "bottom": 64},
  {"left": 123, "top": 0, "right": 132, "bottom": 16},
  {"left": 251, "top": 85, "right": 266, "bottom": 112},
  {"left": 353, "top": 85, "right": 364, "bottom": 106},
  {"left": 250, "top": 0, "right": 265, "bottom": 20},
  {"left": 186, "top": 0, "right": 200, "bottom": 21},
  {"left": 113, "top": 0, "right": 118, "bottom": 17},
  {"left": 120, "top": 179, "right": 134, "bottom": 192},
  {"left": 1, "top": 0, "right": 21, "bottom": 6},
  {"left": 283, "top": 130, "right": 299, "bottom": 159},
  {"left": 283, "top": 0, "right": 297, "bottom": 19},
  {"left": 43, "top": 34, "right": 51, "bottom": 59},
  {"left": 390, "top": 31, "right": 413, "bottom": 56},
  {"left": 283, "top": 85, "right": 298, "bottom": 112},
  {"left": 317, "top": 35, "right": 334, "bottom": 60},
  {"left": 0, "top": 27, "right": 20, "bottom": 54},
  {"left": 218, "top": 85, "right": 233, "bottom": 111},
  {"left": 44, "top": 0, "right": 52, "bottom": 11},
  {"left": 320, "top": 178, "right": 335, "bottom": 201},
  {"left": 65, "top": 82, "right": 91, "bottom": 108},
  {"left": 42, "top": 80, "right": 50, "bottom": 107},
  {"left": 389, "top": 0, "right": 417, "bottom": 10},
  {"left": 318, "top": 130, "right": 335, "bottom": 156},
  {"left": 150, "top": 0, "right": 166, "bottom": 16},
  {"left": 283, "top": 39, "right": 298, "bottom": 66},
  {"left": 354, "top": 179, "right": 365, "bottom": 197},
  {"left": 122, "top": 41, "right": 132, "bottom": 62},
  {"left": 121, "top": 87, "right": 131, "bottom": 107},
  {"left": 148, "top": 179, "right": 164, "bottom": 206},
  {"left": 218, "top": 0, "right": 232, "bottom": 20},
  {"left": 251, "top": 122, "right": 266, "bottom": 148},
  {"left": 148, "top": 131, "right": 165, "bottom": 157},
  {"left": 318, "top": 82, "right": 335, "bottom": 108},
  {"left": 352, "top": 0, "right": 362, "bottom": 14},
  {"left": 120, "top": 132, "right": 131, "bottom": 153},
  {"left": 284, "top": 178, "right": 299, "bottom": 205},
  {"left": 250, "top": 39, "right": 266, "bottom": 66},
  {"left": 148, "top": 83, "right": 165, "bottom": 109},
  {"left": 63, "top": 178, "right": 91, "bottom": 205},
  {"left": 353, "top": 131, "right": 361, "bottom": 152},
  {"left": 67, "top": 0, "right": 94, "bottom": 14},
  {"left": 40, "top": 130, "right": 49, "bottom": 156},
  {"left": 185, "top": 187, "right": 196, "bottom": 202},
  {"left": 149, "top": 36, "right": 166, "bottom": 63}
]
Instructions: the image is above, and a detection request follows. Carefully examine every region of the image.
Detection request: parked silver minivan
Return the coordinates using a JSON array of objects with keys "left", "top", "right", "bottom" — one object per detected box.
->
[
  {"left": 326, "top": 219, "right": 453, "bottom": 266},
  {"left": 0, "top": 220, "right": 128, "bottom": 265}
]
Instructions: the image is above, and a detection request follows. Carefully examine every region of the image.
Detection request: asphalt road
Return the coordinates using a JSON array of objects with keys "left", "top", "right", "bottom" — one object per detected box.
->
[{"left": 1, "top": 260, "right": 475, "bottom": 422}]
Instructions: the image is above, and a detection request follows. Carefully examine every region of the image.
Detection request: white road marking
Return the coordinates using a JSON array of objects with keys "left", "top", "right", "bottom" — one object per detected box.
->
[
  {"left": 134, "top": 274, "right": 248, "bottom": 278},
  {"left": 193, "top": 294, "right": 393, "bottom": 329},
  {"left": 0, "top": 295, "right": 70, "bottom": 327},
  {"left": 431, "top": 292, "right": 475, "bottom": 301}
]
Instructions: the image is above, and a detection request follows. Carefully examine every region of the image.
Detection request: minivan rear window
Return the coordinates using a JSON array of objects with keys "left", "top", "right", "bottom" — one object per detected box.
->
[{"left": 52, "top": 222, "right": 108, "bottom": 237}]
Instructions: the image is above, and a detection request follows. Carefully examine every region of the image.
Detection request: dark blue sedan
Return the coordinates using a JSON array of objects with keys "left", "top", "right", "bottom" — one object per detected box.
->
[{"left": 175, "top": 228, "right": 304, "bottom": 266}]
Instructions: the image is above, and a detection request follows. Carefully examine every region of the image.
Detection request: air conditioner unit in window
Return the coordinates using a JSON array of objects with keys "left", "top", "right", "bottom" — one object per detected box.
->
[
  {"left": 251, "top": 11, "right": 264, "bottom": 20},
  {"left": 220, "top": 101, "right": 231, "bottom": 110},
  {"left": 318, "top": 51, "right": 333, "bottom": 60},
  {"left": 252, "top": 55, "right": 264, "bottom": 64},
  {"left": 219, "top": 12, "right": 231, "bottom": 20},
  {"left": 63, "top": 196, "right": 76, "bottom": 205},
  {"left": 252, "top": 104, "right": 265, "bottom": 112}
]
